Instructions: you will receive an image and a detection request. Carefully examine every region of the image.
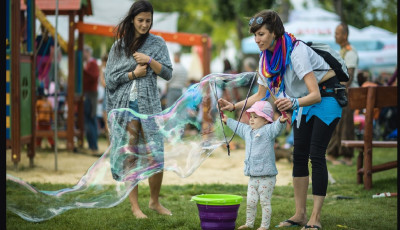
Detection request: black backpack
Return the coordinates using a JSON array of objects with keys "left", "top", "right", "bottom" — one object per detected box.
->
[{"left": 293, "top": 40, "right": 350, "bottom": 82}]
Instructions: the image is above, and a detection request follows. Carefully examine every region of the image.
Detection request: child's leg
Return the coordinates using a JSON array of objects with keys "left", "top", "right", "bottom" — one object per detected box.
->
[
  {"left": 259, "top": 176, "right": 276, "bottom": 229},
  {"left": 36, "top": 123, "right": 45, "bottom": 147},
  {"left": 45, "top": 123, "right": 55, "bottom": 147},
  {"left": 244, "top": 177, "right": 259, "bottom": 228}
]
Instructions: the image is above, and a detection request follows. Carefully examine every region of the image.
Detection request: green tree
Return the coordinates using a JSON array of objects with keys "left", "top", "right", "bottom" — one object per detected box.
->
[
  {"left": 366, "top": 0, "right": 397, "bottom": 33},
  {"left": 318, "top": 0, "right": 397, "bottom": 32},
  {"left": 151, "top": 0, "right": 217, "bottom": 54}
]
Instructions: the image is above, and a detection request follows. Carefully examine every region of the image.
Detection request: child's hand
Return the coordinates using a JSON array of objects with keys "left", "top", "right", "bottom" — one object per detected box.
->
[
  {"left": 221, "top": 111, "right": 228, "bottom": 124},
  {"left": 279, "top": 115, "right": 288, "bottom": 123}
]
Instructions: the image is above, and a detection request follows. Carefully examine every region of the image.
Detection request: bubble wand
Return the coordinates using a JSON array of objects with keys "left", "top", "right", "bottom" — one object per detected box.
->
[{"left": 212, "top": 73, "right": 257, "bottom": 156}]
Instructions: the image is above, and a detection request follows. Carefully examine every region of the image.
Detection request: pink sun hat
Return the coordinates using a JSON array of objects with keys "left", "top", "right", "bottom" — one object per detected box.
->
[{"left": 246, "top": 101, "right": 274, "bottom": 123}]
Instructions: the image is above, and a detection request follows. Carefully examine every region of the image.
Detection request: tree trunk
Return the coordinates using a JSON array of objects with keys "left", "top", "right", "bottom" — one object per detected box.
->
[
  {"left": 236, "top": 15, "right": 244, "bottom": 71},
  {"left": 334, "top": 0, "right": 344, "bottom": 22},
  {"left": 279, "top": 0, "right": 290, "bottom": 23}
]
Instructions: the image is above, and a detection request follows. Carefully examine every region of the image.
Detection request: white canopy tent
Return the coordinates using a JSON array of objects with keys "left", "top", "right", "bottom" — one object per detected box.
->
[{"left": 241, "top": 7, "right": 397, "bottom": 71}]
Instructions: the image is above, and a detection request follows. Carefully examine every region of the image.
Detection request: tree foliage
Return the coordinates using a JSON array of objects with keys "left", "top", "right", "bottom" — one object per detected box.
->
[
  {"left": 151, "top": 0, "right": 279, "bottom": 58},
  {"left": 366, "top": 0, "right": 397, "bottom": 33},
  {"left": 85, "top": 0, "right": 397, "bottom": 60},
  {"left": 318, "top": 0, "right": 397, "bottom": 32}
]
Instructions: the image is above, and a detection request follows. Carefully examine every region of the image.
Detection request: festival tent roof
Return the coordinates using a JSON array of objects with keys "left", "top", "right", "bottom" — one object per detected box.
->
[
  {"left": 288, "top": 7, "right": 340, "bottom": 21},
  {"left": 241, "top": 7, "right": 397, "bottom": 70},
  {"left": 361, "top": 25, "right": 395, "bottom": 36},
  {"left": 241, "top": 19, "right": 382, "bottom": 53}
]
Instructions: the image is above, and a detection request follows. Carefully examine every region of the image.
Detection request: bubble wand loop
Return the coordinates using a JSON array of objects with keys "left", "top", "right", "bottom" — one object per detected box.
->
[
  {"left": 211, "top": 80, "right": 231, "bottom": 155},
  {"left": 256, "top": 70, "right": 291, "bottom": 125},
  {"left": 211, "top": 73, "right": 257, "bottom": 156}
]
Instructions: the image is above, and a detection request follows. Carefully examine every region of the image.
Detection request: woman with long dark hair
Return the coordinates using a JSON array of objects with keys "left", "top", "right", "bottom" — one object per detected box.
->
[{"left": 105, "top": 0, "right": 172, "bottom": 218}]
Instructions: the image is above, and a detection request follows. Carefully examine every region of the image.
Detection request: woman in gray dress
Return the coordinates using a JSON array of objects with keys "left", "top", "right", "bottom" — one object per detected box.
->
[{"left": 105, "top": 0, "right": 172, "bottom": 219}]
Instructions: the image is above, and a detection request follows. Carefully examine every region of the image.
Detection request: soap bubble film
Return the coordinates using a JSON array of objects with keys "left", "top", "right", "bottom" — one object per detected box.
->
[{"left": 6, "top": 72, "right": 257, "bottom": 222}]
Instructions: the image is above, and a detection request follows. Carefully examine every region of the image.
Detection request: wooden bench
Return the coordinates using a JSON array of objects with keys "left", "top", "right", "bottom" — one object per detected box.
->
[{"left": 341, "top": 86, "right": 397, "bottom": 190}]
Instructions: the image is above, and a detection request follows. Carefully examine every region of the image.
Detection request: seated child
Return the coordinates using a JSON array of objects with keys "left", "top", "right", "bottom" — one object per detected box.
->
[
  {"left": 221, "top": 100, "right": 287, "bottom": 230},
  {"left": 36, "top": 87, "right": 54, "bottom": 148}
]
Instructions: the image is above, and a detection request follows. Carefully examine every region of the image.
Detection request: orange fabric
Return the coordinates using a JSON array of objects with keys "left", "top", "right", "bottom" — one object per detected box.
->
[
  {"left": 36, "top": 98, "right": 53, "bottom": 122},
  {"left": 36, "top": 123, "right": 55, "bottom": 146}
]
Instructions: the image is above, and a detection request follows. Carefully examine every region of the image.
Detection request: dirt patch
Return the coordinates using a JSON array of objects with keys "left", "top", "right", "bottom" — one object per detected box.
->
[{"left": 6, "top": 140, "right": 293, "bottom": 186}]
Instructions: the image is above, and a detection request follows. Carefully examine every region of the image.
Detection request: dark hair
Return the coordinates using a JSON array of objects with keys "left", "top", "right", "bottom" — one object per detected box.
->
[
  {"left": 37, "top": 86, "right": 46, "bottom": 97},
  {"left": 249, "top": 10, "right": 284, "bottom": 38},
  {"left": 223, "top": 59, "right": 232, "bottom": 72},
  {"left": 115, "top": 0, "right": 153, "bottom": 57},
  {"left": 339, "top": 22, "right": 349, "bottom": 36}
]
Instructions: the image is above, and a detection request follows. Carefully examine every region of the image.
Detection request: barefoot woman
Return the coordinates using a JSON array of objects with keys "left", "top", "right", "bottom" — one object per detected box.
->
[{"left": 105, "top": 0, "right": 172, "bottom": 218}]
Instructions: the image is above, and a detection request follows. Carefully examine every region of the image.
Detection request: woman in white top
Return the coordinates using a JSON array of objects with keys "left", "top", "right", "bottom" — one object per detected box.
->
[{"left": 219, "top": 10, "right": 343, "bottom": 230}]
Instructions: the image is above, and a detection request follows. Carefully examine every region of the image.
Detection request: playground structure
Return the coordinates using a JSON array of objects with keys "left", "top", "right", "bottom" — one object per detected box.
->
[
  {"left": 6, "top": 0, "right": 36, "bottom": 169},
  {"left": 7, "top": 0, "right": 211, "bottom": 168}
]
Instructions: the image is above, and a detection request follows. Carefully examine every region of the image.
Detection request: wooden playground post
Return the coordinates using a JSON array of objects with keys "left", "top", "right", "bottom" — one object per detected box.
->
[
  {"left": 10, "top": 0, "right": 22, "bottom": 169},
  {"left": 66, "top": 11, "right": 76, "bottom": 150},
  {"left": 7, "top": 0, "right": 37, "bottom": 169}
]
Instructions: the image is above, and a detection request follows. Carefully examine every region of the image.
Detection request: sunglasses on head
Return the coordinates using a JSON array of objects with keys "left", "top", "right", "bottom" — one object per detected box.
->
[{"left": 249, "top": 16, "right": 263, "bottom": 26}]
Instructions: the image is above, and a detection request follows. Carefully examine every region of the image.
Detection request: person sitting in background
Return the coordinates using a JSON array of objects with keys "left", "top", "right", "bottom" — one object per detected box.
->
[
  {"left": 378, "top": 68, "right": 398, "bottom": 140},
  {"left": 353, "top": 70, "right": 380, "bottom": 139},
  {"left": 387, "top": 67, "right": 397, "bottom": 86},
  {"left": 242, "top": 56, "right": 259, "bottom": 95},
  {"left": 166, "top": 51, "right": 188, "bottom": 107},
  {"left": 222, "top": 59, "right": 241, "bottom": 104},
  {"left": 36, "top": 87, "right": 55, "bottom": 149},
  {"left": 238, "top": 57, "right": 259, "bottom": 125}
]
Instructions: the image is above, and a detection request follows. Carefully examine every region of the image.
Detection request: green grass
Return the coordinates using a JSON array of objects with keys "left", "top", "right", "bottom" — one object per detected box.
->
[{"left": 6, "top": 148, "right": 397, "bottom": 230}]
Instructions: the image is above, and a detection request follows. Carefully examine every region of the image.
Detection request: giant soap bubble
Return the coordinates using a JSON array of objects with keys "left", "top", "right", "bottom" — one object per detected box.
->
[{"left": 6, "top": 72, "right": 257, "bottom": 222}]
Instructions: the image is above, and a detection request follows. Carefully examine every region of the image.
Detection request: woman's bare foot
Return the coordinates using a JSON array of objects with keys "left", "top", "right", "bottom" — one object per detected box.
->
[
  {"left": 257, "top": 227, "right": 268, "bottom": 230},
  {"left": 149, "top": 202, "right": 172, "bottom": 215},
  {"left": 131, "top": 207, "right": 147, "bottom": 219},
  {"left": 238, "top": 225, "right": 251, "bottom": 229}
]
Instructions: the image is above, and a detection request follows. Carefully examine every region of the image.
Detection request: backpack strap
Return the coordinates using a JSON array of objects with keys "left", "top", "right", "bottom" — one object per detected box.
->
[{"left": 292, "top": 39, "right": 332, "bottom": 72}]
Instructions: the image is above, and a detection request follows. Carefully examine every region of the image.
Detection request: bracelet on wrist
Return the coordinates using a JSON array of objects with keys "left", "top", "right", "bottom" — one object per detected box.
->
[
  {"left": 147, "top": 57, "right": 152, "bottom": 65},
  {"left": 230, "top": 103, "right": 236, "bottom": 112},
  {"left": 131, "top": 71, "right": 136, "bottom": 79},
  {"left": 291, "top": 98, "right": 299, "bottom": 110}
]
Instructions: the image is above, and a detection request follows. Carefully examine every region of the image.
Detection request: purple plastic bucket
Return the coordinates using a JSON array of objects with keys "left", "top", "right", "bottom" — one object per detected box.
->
[{"left": 196, "top": 204, "right": 240, "bottom": 230}]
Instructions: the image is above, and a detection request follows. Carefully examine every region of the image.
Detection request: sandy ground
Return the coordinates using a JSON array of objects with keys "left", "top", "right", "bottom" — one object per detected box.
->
[{"left": 6, "top": 140, "right": 293, "bottom": 187}]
